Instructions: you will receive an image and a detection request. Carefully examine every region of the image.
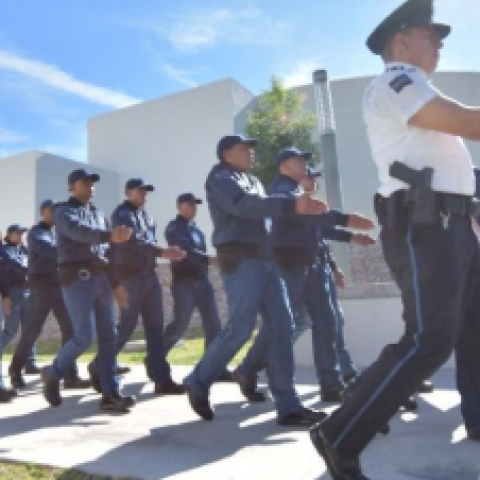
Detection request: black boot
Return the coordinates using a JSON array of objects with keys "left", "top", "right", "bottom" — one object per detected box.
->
[
  {"left": 117, "top": 365, "right": 131, "bottom": 375},
  {"left": 0, "top": 387, "right": 17, "bottom": 403},
  {"left": 215, "top": 370, "right": 234, "bottom": 383},
  {"left": 320, "top": 388, "right": 344, "bottom": 403},
  {"left": 232, "top": 368, "right": 266, "bottom": 402},
  {"left": 400, "top": 396, "right": 418, "bottom": 412},
  {"left": 24, "top": 364, "right": 41, "bottom": 375},
  {"left": 155, "top": 380, "right": 186, "bottom": 395},
  {"left": 278, "top": 406, "right": 328, "bottom": 427},
  {"left": 87, "top": 362, "right": 102, "bottom": 394},
  {"left": 100, "top": 393, "right": 135, "bottom": 413},
  {"left": 9, "top": 367, "right": 27, "bottom": 389},
  {"left": 184, "top": 381, "right": 214, "bottom": 421},
  {"left": 310, "top": 423, "right": 370, "bottom": 479},
  {"left": 41, "top": 367, "right": 62, "bottom": 407},
  {"left": 63, "top": 377, "right": 92, "bottom": 390}
]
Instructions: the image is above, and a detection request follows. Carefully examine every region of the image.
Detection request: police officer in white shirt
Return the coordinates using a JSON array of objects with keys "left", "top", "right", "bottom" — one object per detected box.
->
[{"left": 310, "top": 1, "right": 480, "bottom": 478}]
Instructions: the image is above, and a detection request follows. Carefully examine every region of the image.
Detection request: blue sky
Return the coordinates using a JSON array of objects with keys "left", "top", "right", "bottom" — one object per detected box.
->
[{"left": 0, "top": 0, "right": 478, "bottom": 162}]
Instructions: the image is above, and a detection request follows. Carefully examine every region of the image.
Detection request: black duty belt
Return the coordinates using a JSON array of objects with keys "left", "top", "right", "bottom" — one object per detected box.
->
[
  {"left": 58, "top": 262, "right": 108, "bottom": 286},
  {"left": 440, "top": 194, "right": 480, "bottom": 217}
]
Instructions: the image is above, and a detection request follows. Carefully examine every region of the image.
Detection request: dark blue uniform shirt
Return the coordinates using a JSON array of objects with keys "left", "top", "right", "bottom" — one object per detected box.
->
[
  {"left": 27, "top": 222, "right": 58, "bottom": 281},
  {"left": 0, "top": 243, "right": 11, "bottom": 298},
  {"left": 2, "top": 240, "right": 28, "bottom": 288},
  {"left": 55, "top": 197, "right": 111, "bottom": 266},
  {"left": 110, "top": 200, "right": 162, "bottom": 276},
  {"left": 205, "top": 162, "right": 298, "bottom": 250},
  {"left": 165, "top": 215, "right": 209, "bottom": 280}
]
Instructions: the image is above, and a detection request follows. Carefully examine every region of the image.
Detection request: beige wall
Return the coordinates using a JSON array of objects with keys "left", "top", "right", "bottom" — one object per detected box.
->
[{"left": 88, "top": 78, "right": 254, "bottom": 250}]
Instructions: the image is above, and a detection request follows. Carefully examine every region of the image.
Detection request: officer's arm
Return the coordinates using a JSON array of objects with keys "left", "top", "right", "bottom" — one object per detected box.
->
[
  {"left": 112, "top": 209, "right": 162, "bottom": 254},
  {"left": 28, "top": 229, "right": 57, "bottom": 259},
  {"left": 409, "top": 95, "right": 480, "bottom": 141},
  {"left": 55, "top": 206, "right": 111, "bottom": 245},
  {"left": 208, "top": 172, "right": 296, "bottom": 219},
  {"left": 165, "top": 224, "right": 209, "bottom": 266}
]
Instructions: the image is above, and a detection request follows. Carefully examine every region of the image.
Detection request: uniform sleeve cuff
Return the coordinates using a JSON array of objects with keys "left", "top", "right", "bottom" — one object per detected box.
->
[{"left": 100, "top": 231, "right": 111, "bottom": 243}]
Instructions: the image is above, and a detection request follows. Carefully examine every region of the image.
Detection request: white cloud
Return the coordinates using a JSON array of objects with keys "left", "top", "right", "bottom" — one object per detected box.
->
[
  {"left": 163, "top": 62, "right": 199, "bottom": 88},
  {"left": 0, "top": 124, "right": 28, "bottom": 144},
  {"left": 0, "top": 49, "right": 141, "bottom": 109},
  {"left": 281, "top": 58, "right": 324, "bottom": 88},
  {"left": 166, "top": 5, "right": 292, "bottom": 52}
]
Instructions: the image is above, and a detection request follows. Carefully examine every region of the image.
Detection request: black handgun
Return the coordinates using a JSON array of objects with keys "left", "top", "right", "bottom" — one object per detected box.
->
[{"left": 389, "top": 161, "right": 439, "bottom": 225}]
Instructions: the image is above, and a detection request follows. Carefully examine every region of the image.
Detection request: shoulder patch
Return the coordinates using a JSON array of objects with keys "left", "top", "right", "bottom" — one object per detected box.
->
[{"left": 389, "top": 74, "right": 413, "bottom": 93}]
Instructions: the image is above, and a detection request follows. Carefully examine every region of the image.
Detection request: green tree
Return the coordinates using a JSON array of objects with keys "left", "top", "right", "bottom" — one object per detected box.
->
[{"left": 245, "top": 77, "right": 319, "bottom": 186}]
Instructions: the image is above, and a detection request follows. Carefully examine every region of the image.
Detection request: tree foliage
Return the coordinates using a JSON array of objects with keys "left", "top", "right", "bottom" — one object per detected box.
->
[{"left": 245, "top": 77, "right": 319, "bottom": 186}]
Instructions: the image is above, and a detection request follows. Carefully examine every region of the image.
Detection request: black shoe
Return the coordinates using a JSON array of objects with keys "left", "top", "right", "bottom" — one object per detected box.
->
[
  {"left": 100, "top": 393, "right": 135, "bottom": 413},
  {"left": 379, "top": 423, "right": 390, "bottom": 435},
  {"left": 63, "top": 377, "right": 92, "bottom": 390},
  {"left": 232, "top": 368, "right": 266, "bottom": 402},
  {"left": 321, "top": 389, "right": 344, "bottom": 403},
  {"left": 154, "top": 380, "right": 186, "bottom": 395},
  {"left": 278, "top": 406, "right": 328, "bottom": 427},
  {"left": 9, "top": 369, "right": 27, "bottom": 389},
  {"left": 88, "top": 362, "right": 102, "bottom": 394},
  {"left": 400, "top": 396, "right": 418, "bottom": 412},
  {"left": 24, "top": 364, "right": 41, "bottom": 375},
  {"left": 117, "top": 366, "right": 131, "bottom": 375},
  {"left": 215, "top": 370, "right": 235, "bottom": 383},
  {"left": 41, "top": 367, "right": 62, "bottom": 407},
  {"left": 184, "top": 381, "right": 214, "bottom": 421},
  {"left": 467, "top": 428, "right": 480, "bottom": 442},
  {"left": 310, "top": 423, "right": 370, "bottom": 480},
  {"left": 417, "top": 380, "right": 434, "bottom": 394},
  {"left": 0, "top": 387, "right": 17, "bottom": 403}
]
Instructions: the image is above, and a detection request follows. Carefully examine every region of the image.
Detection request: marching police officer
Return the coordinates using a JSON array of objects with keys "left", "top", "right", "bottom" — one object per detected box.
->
[
  {"left": 0, "top": 236, "right": 17, "bottom": 403},
  {"left": 164, "top": 193, "right": 232, "bottom": 382},
  {"left": 183, "top": 134, "right": 328, "bottom": 426},
  {"left": 9, "top": 200, "right": 90, "bottom": 391},
  {"left": 1, "top": 224, "right": 37, "bottom": 373},
  {"left": 235, "top": 148, "right": 375, "bottom": 403},
  {"left": 41, "top": 169, "right": 135, "bottom": 413},
  {"left": 89, "top": 178, "right": 186, "bottom": 395},
  {"left": 310, "top": 1, "right": 480, "bottom": 478}
]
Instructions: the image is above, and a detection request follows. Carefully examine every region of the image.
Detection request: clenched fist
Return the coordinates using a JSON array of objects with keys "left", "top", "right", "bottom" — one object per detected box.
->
[
  {"left": 161, "top": 246, "right": 186, "bottom": 261},
  {"left": 347, "top": 214, "right": 375, "bottom": 231},
  {"left": 114, "top": 285, "right": 129, "bottom": 309},
  {"left": 296, "top": 193, "right": 328, "bottom": 216},
  {"left": 110, "top": 226, "right": 133, "bottom": 244}
]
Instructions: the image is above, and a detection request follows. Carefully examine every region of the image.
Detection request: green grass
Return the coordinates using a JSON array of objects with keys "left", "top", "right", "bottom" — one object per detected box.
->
[
  {"left": 2, "top": 327, "right": 257, "bottom": 367},
  {"left": 0, "top": 461, "right": 139, "bottom": 480}
]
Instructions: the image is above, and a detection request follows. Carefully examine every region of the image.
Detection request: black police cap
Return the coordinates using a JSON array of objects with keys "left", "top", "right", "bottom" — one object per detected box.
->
[
  {"left": 40, "top": 199, "right": 55, "bottom": 211},
  {"left": 216, "top": 134, "right": 258, "bottom": 161},
  {"left": 367, "top": 0, "right": 451, "bottom": 55},
  {"left": 177, "top": 193, "right": 203, "bottom": 205},
  {"left": 276, "top": 147, "right": 312, "bottom": 166},
  {"left": 125, "top": 178, "right": 155, "bottom": 192},
  {"left": 7, "top": 224, "right": 28, "bottom": 236},
  {"left": 68, "top": 169, "right": 100, "bottom": 186}
]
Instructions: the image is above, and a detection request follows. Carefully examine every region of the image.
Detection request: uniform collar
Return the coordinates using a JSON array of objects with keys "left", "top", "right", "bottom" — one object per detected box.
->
[
  {"left": 68, "top": 196, "right": 91, "bottom": 208},
  {"left": 176, "top": 214, "right": 195, "bottom": 225},
  {"left": 385, "top": 61, "right": 428, "bottom": 79},
  {"left": 123, "top": 200, "right": 140, "bottom": 211},
  {"left": 276, "top": 174, "right": 300, "bottom": 187},
  {"left": 39, "top": 221, "right": 53, "bottom": 231}
]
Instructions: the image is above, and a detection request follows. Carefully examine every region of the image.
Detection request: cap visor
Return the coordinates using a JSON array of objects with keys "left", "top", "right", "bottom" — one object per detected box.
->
[
  {"left": 195, "top": 199, "right": 203, "bottom": 204},
  {"left": 432, "top": 23, "right": 451, "bottom": 39},
  {"left": 242, "top": 139, "right": 259, "bottom": 148},
  {"left": 139, "top": 185, "right": 155, "bottom": 192},
  {"left": 87, "top": 173, "right": 100, "bottom": 182}
]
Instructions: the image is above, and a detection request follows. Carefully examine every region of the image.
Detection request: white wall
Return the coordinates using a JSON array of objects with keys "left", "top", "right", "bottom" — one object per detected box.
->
[
  {"left": 0, "top": 152, "right": 37, "bottom": 234},
  {"left": 88, "top": 78, "right": 254, "bottom": 250}
]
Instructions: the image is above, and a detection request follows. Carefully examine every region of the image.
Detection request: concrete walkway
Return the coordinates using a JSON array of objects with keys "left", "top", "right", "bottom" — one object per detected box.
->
[{"left": 0, "top": 366, "right": 479, "bottom": 480}]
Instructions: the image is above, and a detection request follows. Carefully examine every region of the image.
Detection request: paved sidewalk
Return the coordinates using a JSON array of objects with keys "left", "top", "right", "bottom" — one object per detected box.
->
[{"left": 0, "top": 366, "right": 479, "bottom": 480}]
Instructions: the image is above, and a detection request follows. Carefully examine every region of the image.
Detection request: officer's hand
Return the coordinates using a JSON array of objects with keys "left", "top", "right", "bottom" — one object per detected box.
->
[
  {"left": 161, "top": 246, "right": 186, "bottom": 261},
  {"left": 347, "top": 214, "right": 375, "bottom": 231},
  {"left": 351, "top": 233, "right": 376, "bottom": 247},
  {"left": 110, "top": 226, "right": 133, "bottom": 244},
  {"left": 334, "top": 269, "right": 346, "bottom": 289},
  {"left": 295, "top": 193, "right": 328, "bottom": 215},
  {"left": 2, "top": 297, "right": 12, "bottom": 316},
  {"left": 114, "top": 285, "right": 129, "bottom": 309},
  {"left": 209, "top": 256, "right": 218, "bottom": 268}
]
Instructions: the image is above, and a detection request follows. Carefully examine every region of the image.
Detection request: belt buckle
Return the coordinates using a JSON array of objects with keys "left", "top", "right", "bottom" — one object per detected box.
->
[{"left": 78, "top": 269, "right": 91, "bottom": 281}]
